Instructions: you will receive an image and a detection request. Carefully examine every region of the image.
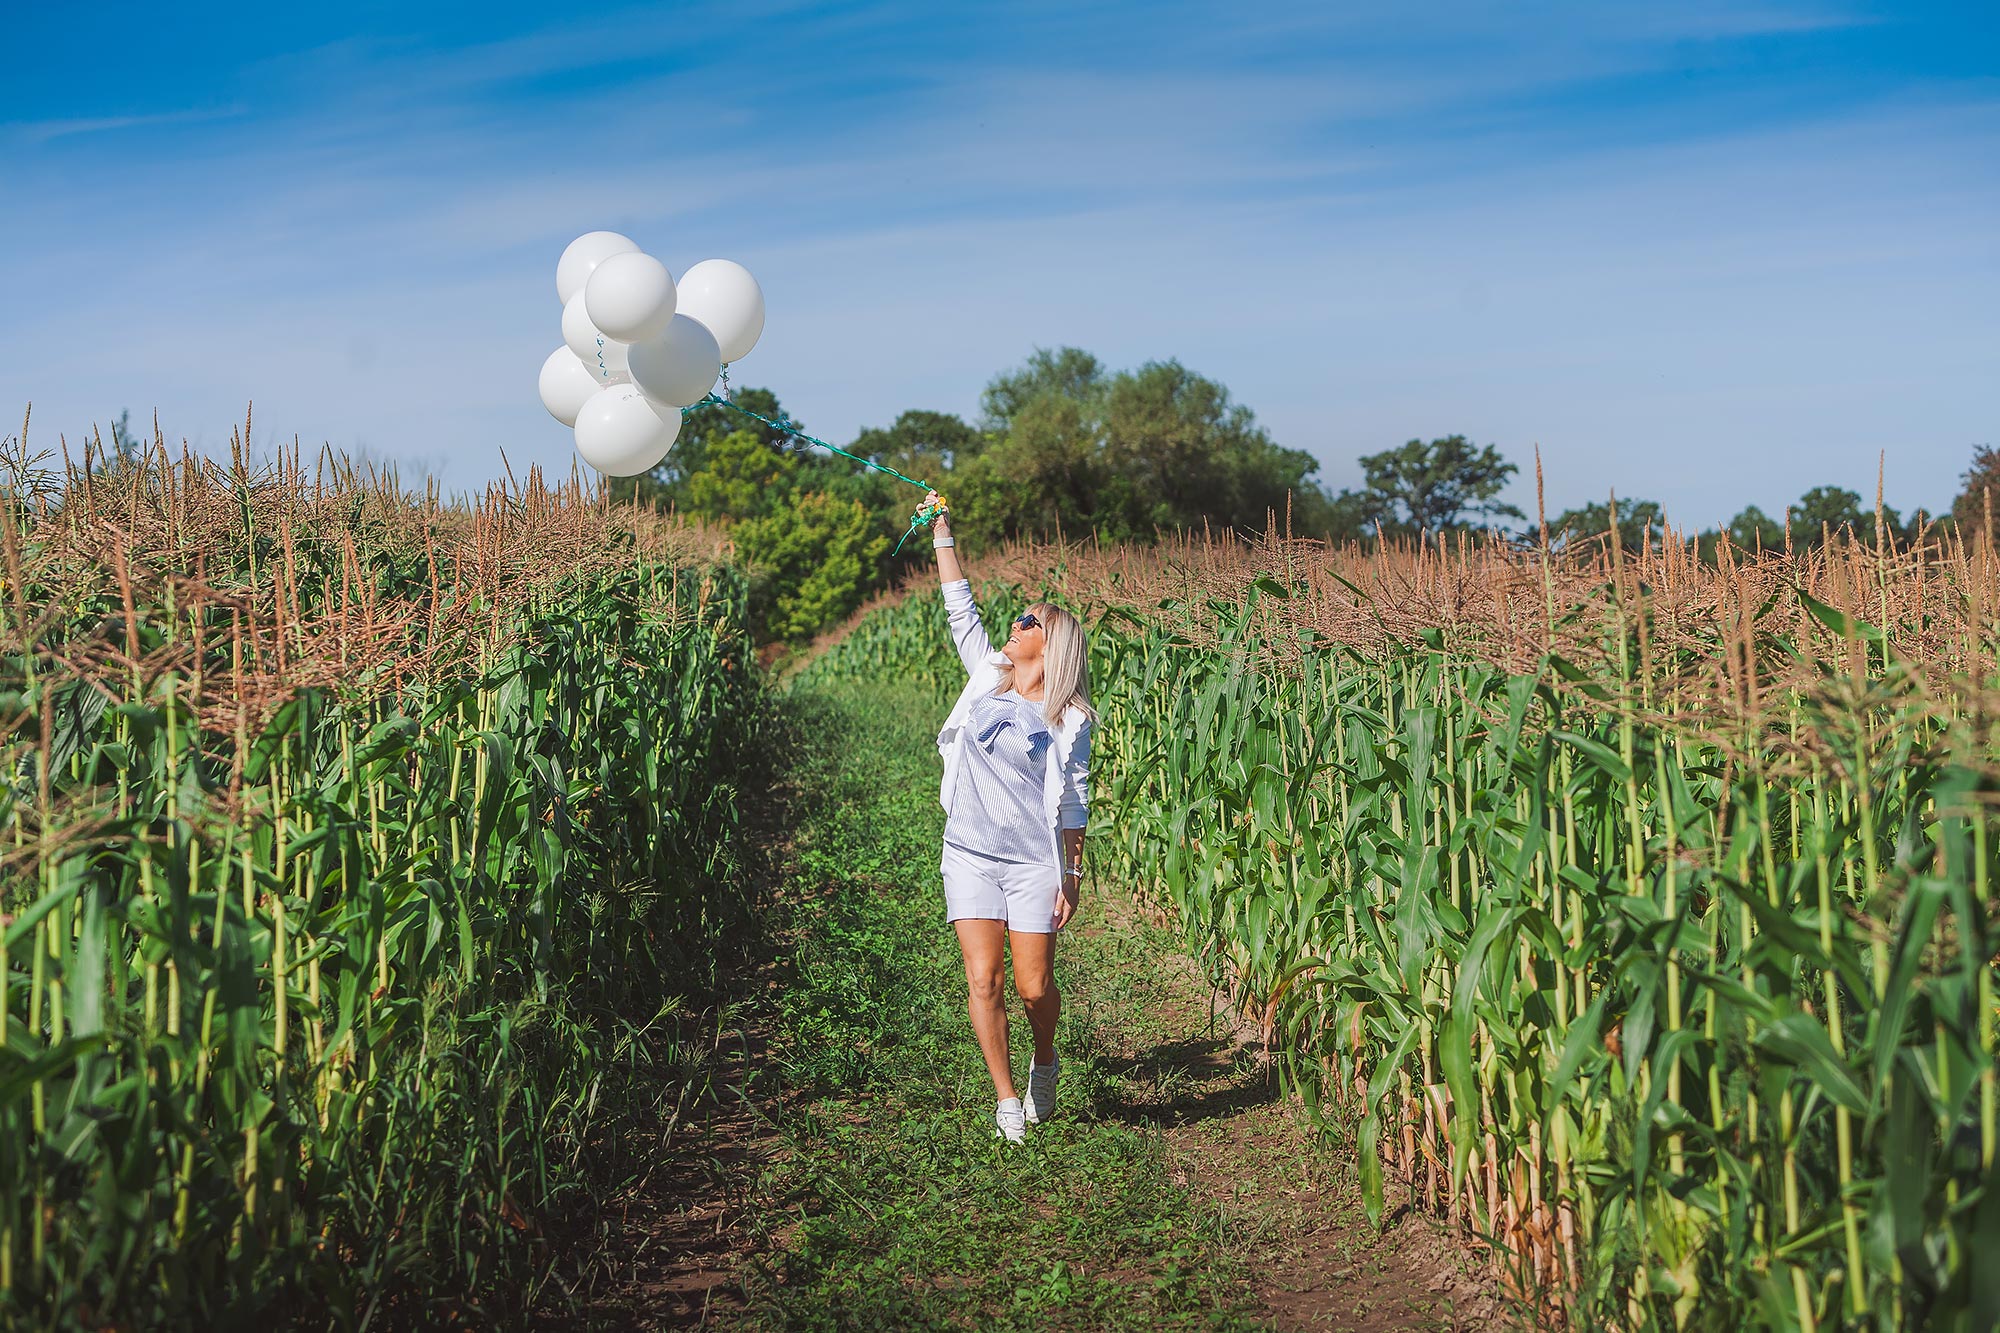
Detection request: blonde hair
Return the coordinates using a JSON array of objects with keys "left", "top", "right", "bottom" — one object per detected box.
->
[{"left": 996, "top": 601, "right": 1097, "bottom": 726}]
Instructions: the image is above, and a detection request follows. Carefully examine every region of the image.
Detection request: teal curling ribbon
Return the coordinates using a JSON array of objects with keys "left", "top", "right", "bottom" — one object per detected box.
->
[
  {"left": 689, "top": 390, "right": 947, "bottom": 555},
  {"left": 898, "top": 492, "right": 950, "bottom": 556}
]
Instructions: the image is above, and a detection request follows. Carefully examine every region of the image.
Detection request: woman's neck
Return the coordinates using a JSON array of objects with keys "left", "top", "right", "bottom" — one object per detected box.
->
[{"left": 1010, "top": 662, "right": 1046, "bottom": 701}]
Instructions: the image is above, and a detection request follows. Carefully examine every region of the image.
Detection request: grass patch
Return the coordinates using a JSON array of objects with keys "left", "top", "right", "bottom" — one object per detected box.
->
[{"left": 732, "top": 678, "right": 1268, "bottom": 1331}]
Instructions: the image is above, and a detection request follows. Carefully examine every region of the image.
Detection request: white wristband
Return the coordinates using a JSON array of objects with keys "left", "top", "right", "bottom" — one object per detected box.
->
[{"left": 933, "top": 536, "right": 955, "bottom": 548}]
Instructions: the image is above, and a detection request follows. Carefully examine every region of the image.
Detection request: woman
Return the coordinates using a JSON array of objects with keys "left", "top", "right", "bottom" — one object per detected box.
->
[{"left": 926, "top": 493, "right": 1095, "bottom": 1144}]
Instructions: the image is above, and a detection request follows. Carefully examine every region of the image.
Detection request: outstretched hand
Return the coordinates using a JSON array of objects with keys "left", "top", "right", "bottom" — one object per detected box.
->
[{"left": 926, "top": 489, "right": 964, "bottom": 584}]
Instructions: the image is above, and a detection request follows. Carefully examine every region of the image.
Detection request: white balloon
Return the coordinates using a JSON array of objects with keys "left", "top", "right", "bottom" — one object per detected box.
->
[
  {"left": 574, "top": 383, "right": 681, "bottom": 477},
  {"left": 585, "top": 251, "right": 676, "bottom": 343},
  {"left": 628, "top": 314, "right": 722, "bottom": 408},
  {"left": 538, "top": 347, "right": 598, "bottom": 427},
  {"left": 560, "top": 289, "right": 598, "bottom": 359},
  {"left": 597, "top": 338, "right": 631, "bottom": 385},
  {"left": 556, "top": 230, "right": 640, "bottom": 305},
  {"left": 562, "top": 290, "right": 631, "bottom": 385},
  {"left": 673, "top": 259, "right": 765, "bottom": 363}
]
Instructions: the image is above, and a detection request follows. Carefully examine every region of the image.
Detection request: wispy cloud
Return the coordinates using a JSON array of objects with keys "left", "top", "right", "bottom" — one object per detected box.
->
[
  {"left": 4, "top": 105, "right": 243, "bottom": 147},
  {"left": 0, "top": 1, "right": 1991, "bottom": 526},
  {"left": 1616, "top": 3, "right": 1879, "bottom": 40}
]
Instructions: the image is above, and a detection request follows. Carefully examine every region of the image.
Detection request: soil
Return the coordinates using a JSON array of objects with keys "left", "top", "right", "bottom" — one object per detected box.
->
[
  {"left": 544, "top": 1042, "right": 771, "bottom": 1328},
  {"left": 1102, "top": 892, "right": 1503, "bottom": 1332},
  {"left": 539, "top": 899, "right": 1506, "bottom": 1332}
]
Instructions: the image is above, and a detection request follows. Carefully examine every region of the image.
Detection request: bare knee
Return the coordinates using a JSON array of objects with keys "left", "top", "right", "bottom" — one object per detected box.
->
[
  {"left": 966, "top": 969, "right": 1006, "bottom": 1005},
  {"left": 1014, "top": 970, "right": 1056, "bottom": 1008}
]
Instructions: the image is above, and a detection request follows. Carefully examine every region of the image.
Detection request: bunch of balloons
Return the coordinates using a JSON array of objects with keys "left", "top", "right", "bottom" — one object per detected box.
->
[{"left": 536, "top": 231, "right": 767, "bottom": 476}]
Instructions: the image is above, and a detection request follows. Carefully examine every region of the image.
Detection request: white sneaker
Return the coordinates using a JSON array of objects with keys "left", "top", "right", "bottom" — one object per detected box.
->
[
  {"left": 1024, "top": 1057, "right": 1060, "bottom": 1124},
  {"left": 994, "top": 1097, "right": 1026, "bottom": 1143}
]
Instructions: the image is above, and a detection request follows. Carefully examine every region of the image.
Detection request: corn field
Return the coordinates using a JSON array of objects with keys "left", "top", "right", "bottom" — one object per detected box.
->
[
  {"left": 0, "top": 414, "right": 765, "bottom": 1326},
  {"left": 809, "top": 517, "right": 2000, "bottom": 1331}
]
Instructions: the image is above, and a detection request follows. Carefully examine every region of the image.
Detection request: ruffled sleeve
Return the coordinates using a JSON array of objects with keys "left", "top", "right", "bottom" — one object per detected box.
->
[
  {"left": 941, "top": 579, "right": 995, "bottom": 678},
  {"left": 1058, "top": 717, "right": 1091, "bottom": 829}
]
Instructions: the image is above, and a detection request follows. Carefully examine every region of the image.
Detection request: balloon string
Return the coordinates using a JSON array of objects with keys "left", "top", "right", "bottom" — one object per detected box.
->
[
  {"left": 691, "top": 392, "right": 931, "bottom": 490},
  {"left": 689, "top": 390, "right": 948, "bottom": 554},
  {"left": 890, "top": 516, "right": 926, "bottom": 557}
]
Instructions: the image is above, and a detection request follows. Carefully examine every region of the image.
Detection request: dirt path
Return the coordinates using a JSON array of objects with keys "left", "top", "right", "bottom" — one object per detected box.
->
[
  {"left": 1093, "top": 895, "right": 1501, "bottom": 1332},
  {"left": 533, "top": 682, "right": 1501, "bottom": 1331}
]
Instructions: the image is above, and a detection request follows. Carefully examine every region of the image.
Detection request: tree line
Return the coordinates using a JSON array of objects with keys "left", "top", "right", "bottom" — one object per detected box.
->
[{"left": 621, "top": 347, "right": 1991, "bottom": 645}]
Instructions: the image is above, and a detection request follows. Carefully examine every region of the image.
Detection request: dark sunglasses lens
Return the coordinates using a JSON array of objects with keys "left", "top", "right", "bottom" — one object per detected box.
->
[{"left": 1015, "top": 613, "right": 1039, "bottom": 630}]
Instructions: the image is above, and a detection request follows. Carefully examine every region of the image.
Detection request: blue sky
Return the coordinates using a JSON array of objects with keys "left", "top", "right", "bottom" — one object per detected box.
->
[{"left": 2, "top": 1, "right": 1994, "bottom": 527}]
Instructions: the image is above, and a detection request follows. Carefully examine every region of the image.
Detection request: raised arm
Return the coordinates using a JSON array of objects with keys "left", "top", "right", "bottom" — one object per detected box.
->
[
  {"left": 929, "top": 494, "right": 995, "bottom": 676},
  {"left": 930, "top": 491, "right": 964, "bottom": 585}
]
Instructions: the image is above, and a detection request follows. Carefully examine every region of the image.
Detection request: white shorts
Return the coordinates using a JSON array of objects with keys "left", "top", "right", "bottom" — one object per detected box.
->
[{"left": 941, "top": 841, "right": 1059, "bottom": 933}]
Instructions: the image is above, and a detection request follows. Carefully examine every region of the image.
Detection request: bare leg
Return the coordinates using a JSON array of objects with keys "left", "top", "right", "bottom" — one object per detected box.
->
[
  {"left": 1010, "top": 929, "right": 1059, "bottom": 1065},
  {"left": 953, "top": 919, "right": 1016, "bottom": 1101}
]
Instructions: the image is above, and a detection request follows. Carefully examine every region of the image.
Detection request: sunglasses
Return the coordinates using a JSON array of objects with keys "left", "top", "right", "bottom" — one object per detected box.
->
[{"left": 1013, "top": 612, "right": 1042, "bottom": 632}]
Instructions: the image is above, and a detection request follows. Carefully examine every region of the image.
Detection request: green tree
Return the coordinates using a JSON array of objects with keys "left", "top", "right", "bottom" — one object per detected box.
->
[
  {"left": 631, "top": 386, "right": 793, "bottom": 510},
  {"left": 1790, "top": 485, "right": 1869, "bottom": 545},
  {"left": 951, "top": 391, "right": 1103, "bottom": 546},
  {"left": 1788, "top": 485, "right": 1916, "bottom": 547},
  {"left": 679, "top": 428, "right": 800, "bottom": 523},
  {"left": 980, "top": 347, "right": 1106, "bottom": 430},
  {"left": 1950, "top": 444, "right": 2000, "bottom": 540},
  {"left": 1335, "top": 435, "right": 1524, "bottom": 538},
  {"left": 1698, "top": 490, "right": 1942, "bottom": 563},
  {"left": 76, "top": 408, "right": 151, "bottom": 481},
  {"left": 1098, "top": 360, "right": 1325, "bottom": 538},
  {"left": 851, "top": 409, "right": 984, "bottom": 485},
  {"left": 1321, "top": 487, "right": 1382, "bottom": 544},
  {"left": 109, "top": 409, "right": 145, "bottom": 468},
  {"left": 836, "top": 409, "right": 988, "bottom": 568},
  {"left": 952, "top": 347, "right": 1332, "bottom": 545},
  {"left": 626, "top": 388, "right": 988, "bottom": 643},
  {"left": 1724, "top": 504, "right": 1785, "bottom": 552},
  {"left": 1544, "top": 497, "right": 1666, "bottom": 551},
  {"left": 734, "top": 491, "right": 891, "bottom": 641}
]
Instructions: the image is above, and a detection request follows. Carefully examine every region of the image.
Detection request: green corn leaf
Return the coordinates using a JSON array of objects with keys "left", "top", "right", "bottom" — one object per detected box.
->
[
  {"left": 1796, "top": 586, "right": 1885, "bottom": 643},
  {"left": 1754, "top": 1012, "right": 1868, "bottom": 1115},
  {"left": 1443, "top": 905, "right": 1522, "bottom": 1192}
]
